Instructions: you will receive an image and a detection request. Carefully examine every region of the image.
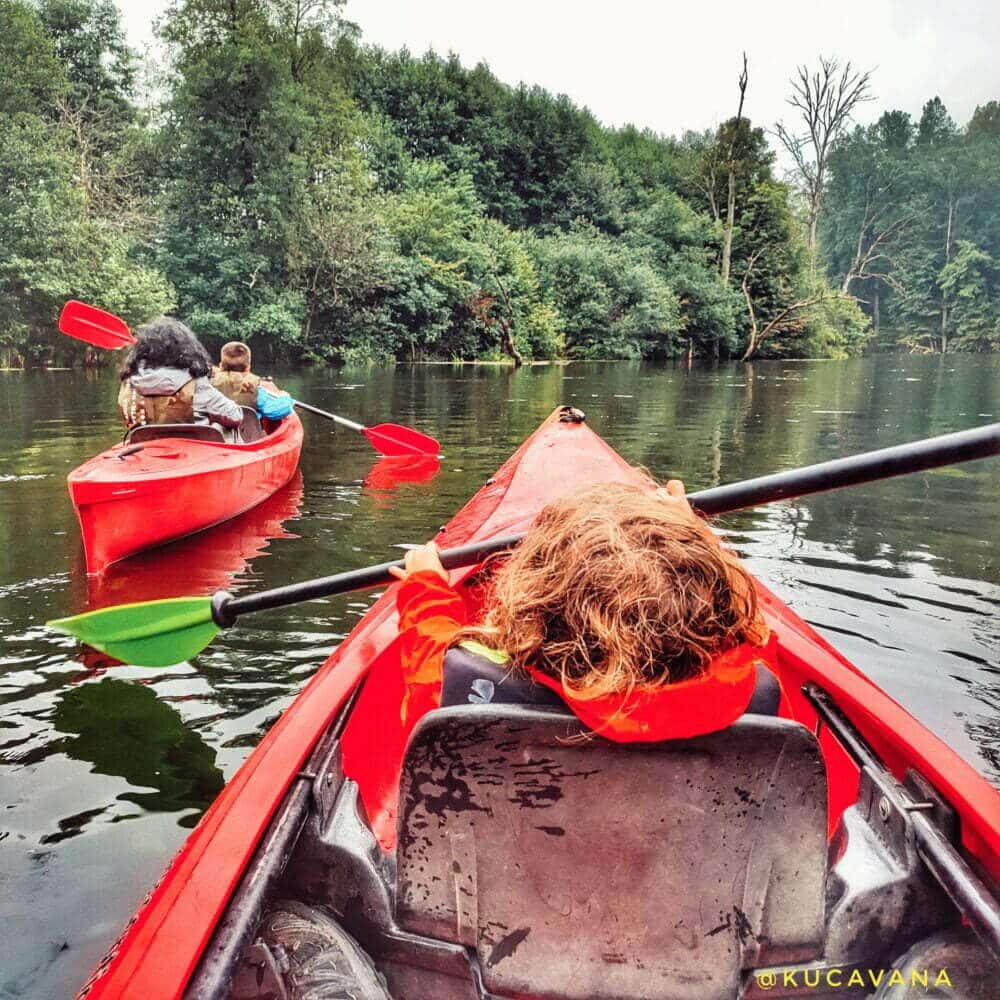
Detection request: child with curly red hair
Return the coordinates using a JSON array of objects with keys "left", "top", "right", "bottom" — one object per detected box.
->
[{"left": 388, "top": 479, "right": 776, "bottom": 743}]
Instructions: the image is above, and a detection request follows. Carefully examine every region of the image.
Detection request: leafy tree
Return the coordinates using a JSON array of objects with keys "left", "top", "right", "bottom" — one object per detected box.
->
[
  {"left": 375, "top": 162, "right": 484, "bottom": 359},
  {"left": 462, "top": 218, "right": 563, "bottom": 362},
  {"left": 822, "top": 115, "right": 915, "bottom": 329},
  {"left": 532, "top": 225, "right": 680, "bottom": 359},
  {"left": 3, "top": 0, "right": 992, "bottom": 365},
  {"left": 0, "top": 0, "right": 66, "bottom": 114},
  {"left": 0, "top": 114, "right": 173, "bottom": 361},
  {"left": 0, "top": 0, "right": 172, "bottom": 364},
  {"left": 37, "top": 0, "right": 136, "bottom": 126},
  {"left": 822, "top": 93, "right": 1000, "bottom": 354},
  {"left": 348, "top": 48, "right": 516, "bottom": 220},
  {"left": 155, "top": 0, "right": 358, "bottom": 358},
  {"left": 916, "top": 96, "right": 957, "bottom": 148},
  {"left": 288, "top": 163, "right": 399, "bottom": 364},
  {"left": 605, "top": 126, "right": 682, "bottom": 210},
  {"left": 625, "top": 191, "right": 739, "bottom": 355},
  {"left": 938, "top": 241, "right": 1000, "bottom": 352}
]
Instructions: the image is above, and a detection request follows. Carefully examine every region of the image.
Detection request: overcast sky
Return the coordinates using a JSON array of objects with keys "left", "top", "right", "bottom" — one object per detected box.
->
[{"left": 120, "top": 0, "right": 1000, "bottom": 135}]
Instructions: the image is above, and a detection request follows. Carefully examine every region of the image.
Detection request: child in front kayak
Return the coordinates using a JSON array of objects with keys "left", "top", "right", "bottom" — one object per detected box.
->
[
  {"left": 387, "top": 480, "right": 776, "bottom": 743},
  {"left": 210, "top": 341, "right": 295, "bottom": 421},
  {"left": 211, "top": 341, "right": 259, "bottom": 407}
]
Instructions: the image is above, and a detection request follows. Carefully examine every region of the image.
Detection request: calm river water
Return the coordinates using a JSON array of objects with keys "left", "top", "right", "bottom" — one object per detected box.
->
[{"left": 1, "top": 354, "right": 998, "bottom": 998}]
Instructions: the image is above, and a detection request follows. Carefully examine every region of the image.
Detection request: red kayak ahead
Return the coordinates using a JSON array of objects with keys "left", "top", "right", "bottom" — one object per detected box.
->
[
  {"left": 69, "top": 405, "right": 303, "bottom": 575},
  {"left": 78, "top": 407, "right": 999, "bottom": 1000}
]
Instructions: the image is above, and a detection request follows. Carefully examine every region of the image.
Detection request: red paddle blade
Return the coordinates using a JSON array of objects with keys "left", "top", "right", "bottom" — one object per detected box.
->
[
  {"left": 362, "top": 423, "right": 440, "bottom": 457},
  {"left": 58, "top": 300, "right": 135, "bottom": 349}
]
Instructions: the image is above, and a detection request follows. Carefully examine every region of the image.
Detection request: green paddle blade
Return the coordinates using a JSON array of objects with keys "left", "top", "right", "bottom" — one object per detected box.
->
[{"left": 48, "top": 596, "right": 219, "bottom": 667}]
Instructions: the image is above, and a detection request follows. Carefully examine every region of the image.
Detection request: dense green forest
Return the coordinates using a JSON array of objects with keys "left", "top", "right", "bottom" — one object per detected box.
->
[{"left": 1, "top": 0, "right": 997, "bottom": 366}]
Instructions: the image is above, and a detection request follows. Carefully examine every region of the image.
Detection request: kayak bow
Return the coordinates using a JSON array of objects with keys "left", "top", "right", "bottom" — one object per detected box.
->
[{"left": 76, "top": 407, "right": 1000, "bottom": 1000}]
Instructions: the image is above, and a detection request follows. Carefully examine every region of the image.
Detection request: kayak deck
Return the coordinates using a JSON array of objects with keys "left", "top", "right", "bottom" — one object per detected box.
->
[{"left": 77, "top": 407, "right": 1000, "bottom": 1000}]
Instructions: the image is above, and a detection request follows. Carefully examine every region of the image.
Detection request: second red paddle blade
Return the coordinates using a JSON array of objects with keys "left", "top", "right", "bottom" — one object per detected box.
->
[
  {"left": 59, "top": 300, "right": 135, "bottom": 349},
  {"left": 363, "top": 423, "right": 441, "bottom": 457}
]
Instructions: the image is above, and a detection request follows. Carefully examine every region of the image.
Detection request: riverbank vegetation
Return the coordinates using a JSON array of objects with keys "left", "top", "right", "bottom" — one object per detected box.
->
[{"left": 1, "top": 0, "right": 997, "bottom": 366}]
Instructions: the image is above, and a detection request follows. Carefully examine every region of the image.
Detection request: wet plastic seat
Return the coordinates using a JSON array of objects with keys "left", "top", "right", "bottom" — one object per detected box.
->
[
  {"left": 125, "top": 422, "right": 226, "bottom": 445},
  {"left": 396, "top": 705, "right": 828, "bottom": 1000}
]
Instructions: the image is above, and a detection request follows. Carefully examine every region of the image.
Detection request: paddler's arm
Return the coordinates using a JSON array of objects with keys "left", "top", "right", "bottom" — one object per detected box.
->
[
  {"left": 256, "top": 385, "right": 295, "bottom": 420},
  {"left": 390, "top": 544, "right": 468, "bottom": 723},
  {"left": 193, "top": 378, "right": 244, "bottom": 427}
]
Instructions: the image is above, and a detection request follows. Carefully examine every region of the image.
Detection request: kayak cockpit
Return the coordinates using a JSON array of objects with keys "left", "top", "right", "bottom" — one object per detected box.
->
[
  {"left": 124, "top": 406, "right": 267, "bottom": 446},
  {"left": 390, "top": 706, "right": 827, "bottom": 997},
  {"left": 203, "top": 689, "right": 997, "bottom": 1000}
]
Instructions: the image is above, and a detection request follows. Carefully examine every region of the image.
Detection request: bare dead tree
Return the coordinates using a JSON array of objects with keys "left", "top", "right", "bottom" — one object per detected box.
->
[
  {"left": 841, "top": 193, "right": 915, "bottom": 296},
  {"left": 700, "top": 161, "right": 721, "bottom": 223},
  {"left": 740, "top": 247, "right": 846, "bottom": 360},
  {"left": 683, "top": 130, "right": 724, "bottom": 222},
  {"left": 719, "top": 53, "right": 748, "bottom": 285},
  {"left": 55, "top": 94, "right": 158, "bottom": 235},
  {"left": 56, "top": 95, "right": 96, "bottom": 209},
  {"left": 939, "top": 194, "right": 960, "bottom": 353},
  {"left": 775, "top": 58, "right": 874, "bottom": 252}
]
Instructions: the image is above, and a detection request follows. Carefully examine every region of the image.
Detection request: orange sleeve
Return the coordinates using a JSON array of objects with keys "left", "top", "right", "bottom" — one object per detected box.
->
[{"left": 396, "top": 570, "right": 468, "bottom": 724}]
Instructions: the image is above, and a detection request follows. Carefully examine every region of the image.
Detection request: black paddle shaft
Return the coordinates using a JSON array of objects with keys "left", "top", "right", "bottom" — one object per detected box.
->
[
  {"left": 212, "top": 422, "right": 999, "bottom": 628},
  {"left": 690, "top": 421, "right": 999, "bottom": 516}
]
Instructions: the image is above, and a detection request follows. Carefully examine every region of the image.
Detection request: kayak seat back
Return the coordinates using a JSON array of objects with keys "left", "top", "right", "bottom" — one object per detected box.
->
[
  {"left": 396, "top": 705, "right": 828, "bottom": 1000},
  {"left": 238, "top": 406, "right": 265, "bottom": 443},
  {"left": 125, "top": 422, "right": 226, "bottom": 445}
]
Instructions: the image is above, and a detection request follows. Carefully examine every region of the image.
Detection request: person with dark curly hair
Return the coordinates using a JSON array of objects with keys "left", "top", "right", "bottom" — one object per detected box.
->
[{"left": 118, "top": 317, "right": 244, "bottom": 430}]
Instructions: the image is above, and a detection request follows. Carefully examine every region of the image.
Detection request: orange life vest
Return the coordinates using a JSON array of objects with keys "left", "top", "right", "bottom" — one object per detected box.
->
[
  {"left": 117, "top": 379, "right": 195, "bottom": 428},
  {"left": 525, "top": 643, "right": 764, "bottom": 742},
  {"left": 395, "top": 571, "right": 771, "bottom": 742}
]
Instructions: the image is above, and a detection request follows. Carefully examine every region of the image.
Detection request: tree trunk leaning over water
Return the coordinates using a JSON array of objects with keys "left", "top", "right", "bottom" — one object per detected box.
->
[
  {"left": 840, "top": 192, "right": 913, "bottom": 297},
  {"left": 493, "top": 273, "right": 524, "bottom": 367},
  {"left": 775, "top": 58, "right": 873, "bottom": 254},
  {"left": 720, "top": 53, "right": 748, "bottom": 286},
  {"left": 741, "top": 247, "right": 845, "bottom": 360}
]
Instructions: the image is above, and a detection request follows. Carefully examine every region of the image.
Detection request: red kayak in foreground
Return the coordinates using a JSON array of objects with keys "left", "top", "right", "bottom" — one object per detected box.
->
[
  {"left": 69, "top": 409, "right": 303, "bottom": 574},
  {"left": 78, "top": 408, "right": 999, "bottom": 1000}
]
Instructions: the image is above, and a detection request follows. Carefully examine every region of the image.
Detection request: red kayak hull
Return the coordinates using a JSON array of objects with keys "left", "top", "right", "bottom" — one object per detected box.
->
[
  {"left": 69, "top": 414, "right": 303, "bottom": 574},
  {"left": 77, "top": 408, "right": 1000, "bottom": 1000}
]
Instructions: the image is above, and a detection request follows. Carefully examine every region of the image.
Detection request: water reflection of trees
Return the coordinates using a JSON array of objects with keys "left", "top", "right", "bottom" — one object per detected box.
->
[
  {"left": 53, "top": 678, "right": 224, "bottom": 829},
  {"left": 517, "top": 354, "right": 998, "bottom": 584},
  {"left": 359, "top": 354, "right": 998, "bottom": 584},
  {"left": 8, "top": 356, "right": 993, "bottom": 809}
]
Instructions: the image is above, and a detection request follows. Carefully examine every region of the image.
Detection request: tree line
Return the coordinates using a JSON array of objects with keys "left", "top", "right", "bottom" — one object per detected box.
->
[
  {"left": 0, "top": 0, "right": 996, "bottom": 367},
  {"left": 823, "top": 97, "right": 1000, "bottom": 353}
]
